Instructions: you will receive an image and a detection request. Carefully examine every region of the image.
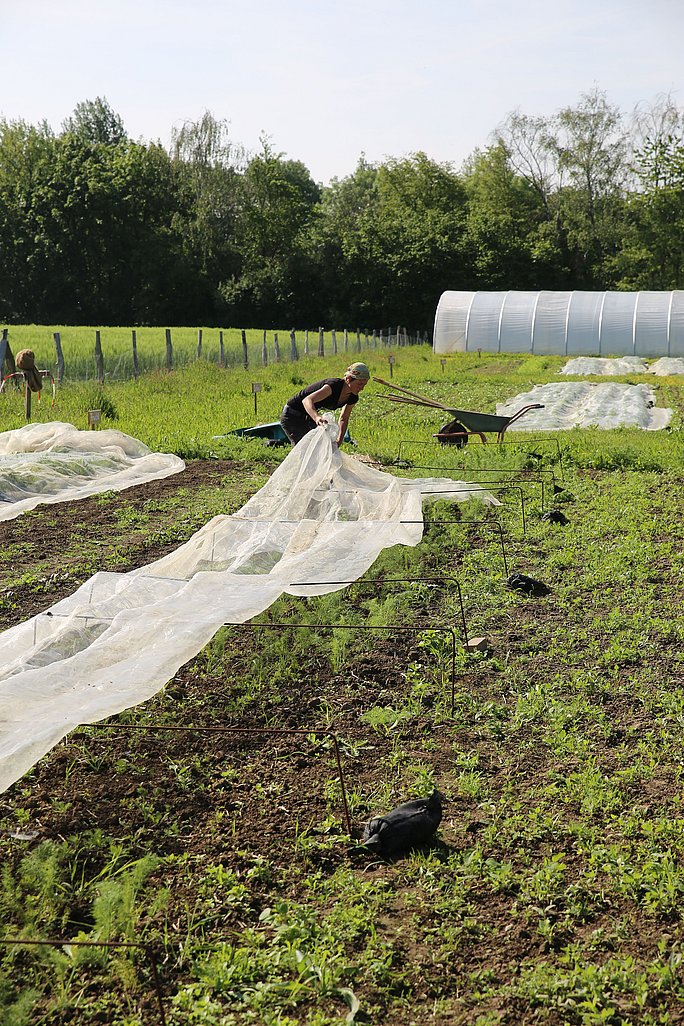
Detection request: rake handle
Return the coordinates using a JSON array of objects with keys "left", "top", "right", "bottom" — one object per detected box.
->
[{"left": 373, "top": 376, "right": 453, "bottom": 409}]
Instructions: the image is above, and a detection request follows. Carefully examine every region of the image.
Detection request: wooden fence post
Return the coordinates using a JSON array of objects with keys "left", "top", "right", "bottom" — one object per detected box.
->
[
  {"left": 53, "top": 332, "right": 65, "bottom": 382},
  {"left": 219, "top": 330, "right": 225, "bottom": 367},
  {"left": 273, "top": 332, "right": 281, "bottom": 362},
  {"left": 331, "top": 329, "right": 337, "bottom": 355},
  {"left": 304, "top": 329, "right": 309, "bottom": 355},
  {"left": 262, "top": 330, "right": 268, "bottom": 366},
  {"left": 318, "top": 327, "right": 325, "bottom": 357},
  {"left": 344, "top": 329, "right": 349, "bottom": 353},
  {"left": 364, "top": 329, "right": 369, "bottom": 351},
  {"left": 165, "top": 329, "right": 173, "bottom": 369},
  {"left": 372, "top": 329, "right": 378, "bottom": 349},
  {"left": 94, "top": 330, "right": 104, "bottom": 384},
  {"left": 356, "top": 329, "right": 361, "bottom": 353},
  {"left": 241, "top": 329, "right": 248, "bottom": 369},
  {"left": 131, "top": 329, "right": 139, "bottom": 379},
  {"left": 289, "top": 329, "right": 298, "bottom": 361},
  {"left": 0, "top": 328, "right": 15, "bottom": 377},
  {"left": 197, "top": 329, "right": 203, "bottom": 359}
]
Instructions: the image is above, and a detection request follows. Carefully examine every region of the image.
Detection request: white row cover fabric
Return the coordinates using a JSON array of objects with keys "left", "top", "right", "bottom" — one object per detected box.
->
[
  {"left": 0, "top": 422, "right": 185, "bottom": 521},
  {"left": 561, "top": 357, "right": 684, "bottom": 376},
  {"left": 560, "top": 357, "right": 649, "bottom": 376},
  {"left": 434, "top": 291, "right": 684, "bottom": 357},
  {"left": 648, "top": 358, "right": 684, "bottom": 376},
  {"left": 497, "top": 383, "right": 672, "bottom": 431},
  {"left": 0, "top": 422, "right": 497, "bottom": 793}
]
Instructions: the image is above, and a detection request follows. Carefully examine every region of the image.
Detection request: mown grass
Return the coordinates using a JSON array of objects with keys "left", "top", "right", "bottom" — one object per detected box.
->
[{"left": 1, "top": 350, "right": 684, "bottom": 1024}]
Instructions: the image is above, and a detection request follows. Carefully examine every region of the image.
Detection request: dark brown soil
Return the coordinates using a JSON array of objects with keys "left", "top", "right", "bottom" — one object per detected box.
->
[
  {"left": 0, "top": 459, "right": 268, "bottom": 627},
  {"left": 2, "top": 462, "right": 684, "bottom": 1025}
]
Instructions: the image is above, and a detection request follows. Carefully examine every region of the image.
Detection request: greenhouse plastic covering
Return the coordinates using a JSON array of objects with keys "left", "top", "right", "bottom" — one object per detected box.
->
[
  {"left": 497, "top": 383, "right": 672, "bottom": 431},
  {"left": 434, "top": 291, "right": 684, "bottom": 357},
  {"left": 0, "top": 422, "right": 185, "bottom": 521},
  {"left": 0, "top": 421, "right": 497, "bottom": 793}
]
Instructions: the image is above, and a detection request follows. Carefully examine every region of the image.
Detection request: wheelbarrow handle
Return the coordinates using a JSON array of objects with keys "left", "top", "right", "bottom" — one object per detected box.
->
[
  {"left": 383, "top": 394, "right": 449, "bottom": 411},
  {"left": 505, "top": 403, "right": 545, "bottom": 427},
  {"left": 373, "top": 377, "right": 453, "bottom": 407}
]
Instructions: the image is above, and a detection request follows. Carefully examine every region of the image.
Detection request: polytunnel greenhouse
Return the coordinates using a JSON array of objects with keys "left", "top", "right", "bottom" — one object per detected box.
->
[{"left": 433, "top": 291, "right": 684, "bottom": 357}]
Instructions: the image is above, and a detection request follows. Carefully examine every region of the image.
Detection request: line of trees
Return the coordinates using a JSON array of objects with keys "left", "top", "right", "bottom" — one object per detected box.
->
[{"left": 1, "top": 91, "right": 682, "bottom": 329}]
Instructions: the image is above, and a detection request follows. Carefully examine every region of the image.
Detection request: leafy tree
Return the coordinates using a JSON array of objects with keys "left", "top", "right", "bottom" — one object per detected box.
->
[
  {"left": 312, "top": 153, "right": 470, "bottom": 328},
  {"left": 309, "top": 157, "right": 382, "bottom": 325},
  {"left": 615, "top": 110, "right": 684, "bottom": 289},
  {"left": 170, "top": 111, "right": 246, "bottom": 319},
  {"left": 373, "top": 153, "right": 471, "bottom": 325},
  {"left": 552, "top": 90, "right": 629, "bottom": 284},
  {"left": 62, "top": 97, "right": 127, "bottom": 145},
  {"left": 27, "top": 132, "right": 189, "bottom": 322},
  {"left": 0, "top": 118, "right": 57, "bottom": 319},
  {"left": 496, "top": 89, "right": 630, "bottom": 286},
  {"left": 220, "top": 140, "right": 321, "bottom": 325},
  {"left": 463, "top": 142, "right": 547, "bottom": 287}
]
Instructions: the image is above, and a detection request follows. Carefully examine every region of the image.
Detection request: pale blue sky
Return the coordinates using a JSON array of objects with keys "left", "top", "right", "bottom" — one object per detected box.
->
[{"left": 2, "top": 0, "right": 683, "bottom": 183}]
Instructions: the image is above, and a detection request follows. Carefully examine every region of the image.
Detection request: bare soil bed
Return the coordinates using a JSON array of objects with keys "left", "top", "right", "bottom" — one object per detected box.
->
[{"left": 2, "top": 460, "right": 684, "bottom": 1025}]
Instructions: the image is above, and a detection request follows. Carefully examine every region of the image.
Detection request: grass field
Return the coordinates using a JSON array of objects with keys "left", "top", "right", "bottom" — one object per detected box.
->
[
  {"left": 2, "top": 345, "right": 682, "bottom": 463},
  {"left": 1, "top": 325, "right": 399, "bottom": 381},
  {"left": 1, "top": 350, "right": 684, "bottom": 1025}
]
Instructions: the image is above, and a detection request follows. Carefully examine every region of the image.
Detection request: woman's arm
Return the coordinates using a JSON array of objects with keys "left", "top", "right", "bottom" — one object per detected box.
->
[
  {"left": 302, "top": 384, "right": 333, "bottom": 425},
  {"left": 337, "top": 403, "right": 354, "bottom": 445}
]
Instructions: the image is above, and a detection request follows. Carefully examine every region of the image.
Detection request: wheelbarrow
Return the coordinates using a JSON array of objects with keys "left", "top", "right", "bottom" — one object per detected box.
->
[
  {"left": 228, "top": 421, "right": 289, "bottom": 446},
  {"left": 373, "top": 377, "right": 543, "bottom": 444},
  {"left": 217, "top": 422, "right": 353, "bottom": 446}
]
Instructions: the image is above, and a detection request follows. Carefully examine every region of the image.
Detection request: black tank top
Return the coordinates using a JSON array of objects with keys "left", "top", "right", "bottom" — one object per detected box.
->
[{"left": 286, "top": 378, "right": 359, "bottom": 415}]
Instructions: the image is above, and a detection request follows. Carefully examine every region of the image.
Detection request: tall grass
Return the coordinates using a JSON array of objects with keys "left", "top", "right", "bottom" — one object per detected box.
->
[{"left": 2, "top": 325, "right": 404, "bottom": 381}]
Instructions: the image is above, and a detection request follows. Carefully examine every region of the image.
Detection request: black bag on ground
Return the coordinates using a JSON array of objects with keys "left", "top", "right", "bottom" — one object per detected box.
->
[
  {"left": 438, "top": 418, "right": 468, "bottom": 447},
  {"left": 507, "top": 572, "right": 550, "bottom": 597},
  {"left": 541, "top": 509, "right": 569, "bottom": 525},
  {"left": 361, "top": 790, "right": 443, "bottom": 856}
]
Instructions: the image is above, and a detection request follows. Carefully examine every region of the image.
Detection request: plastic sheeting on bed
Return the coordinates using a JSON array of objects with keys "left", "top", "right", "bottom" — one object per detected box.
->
[
  {"left": 0, "top": 422, "right": 185, "bottom": 521},
  {"left": 0, "top": 421, "right": 497, "bottom": 793},
  {"left": 497, "top": 382, "right": 672, "bottom": 431},
  {"left": 648, "top": 358, "right": 684, "bottom": 376},
  {"left": 560, "top": 357, "right": 649, "bottom": 376}
]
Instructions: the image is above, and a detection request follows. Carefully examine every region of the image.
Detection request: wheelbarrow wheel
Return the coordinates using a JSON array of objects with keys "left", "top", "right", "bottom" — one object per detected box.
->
[{"left": 438, "top": 418, "right": 468, "bottom": 448}]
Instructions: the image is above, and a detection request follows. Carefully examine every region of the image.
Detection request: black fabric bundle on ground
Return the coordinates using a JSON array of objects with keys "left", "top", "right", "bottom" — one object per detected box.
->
[
  {"left": 361, "top": 790, "right": 443, "bottom": 856},
  {"left": 507, "top": 572, "right": 551, "bottom": 596},
  {"left": 541, "top": 509, "right": 569, "bottom": 525},
  {"left": 438, "top": 418, "right": 468, "bottom": 447}
]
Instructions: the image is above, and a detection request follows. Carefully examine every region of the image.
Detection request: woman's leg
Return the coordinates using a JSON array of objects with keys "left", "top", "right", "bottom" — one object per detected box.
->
[{"left": 280, "top": 407, "right": 314, "bottom": 445}]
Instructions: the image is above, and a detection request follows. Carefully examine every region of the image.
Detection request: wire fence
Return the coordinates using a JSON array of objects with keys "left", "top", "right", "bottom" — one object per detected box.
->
[{"left": 0, "top": 325, "right": 429, "bottom": 383}]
